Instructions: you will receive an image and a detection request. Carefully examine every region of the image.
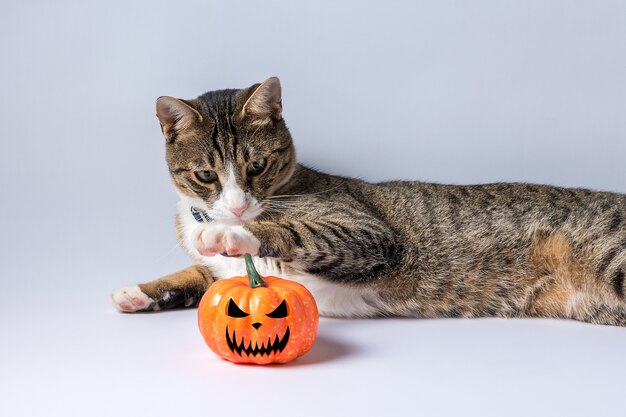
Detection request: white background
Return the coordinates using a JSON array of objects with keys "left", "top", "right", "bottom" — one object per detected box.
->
[{"left": 1, "top": 1, "right": 625, "bottom": 416}]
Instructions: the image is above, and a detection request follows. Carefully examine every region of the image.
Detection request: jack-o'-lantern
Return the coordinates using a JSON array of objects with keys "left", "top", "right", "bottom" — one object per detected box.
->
[{"left": 198, "top": 254, "right": 318, "bottom": 364}]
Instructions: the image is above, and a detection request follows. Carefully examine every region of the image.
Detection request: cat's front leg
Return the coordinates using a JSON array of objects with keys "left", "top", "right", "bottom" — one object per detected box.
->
[
  {"left": 195, "top": 223, "right": 261, "bottom": 257},
  {"left": 192, "top": 216, "right": 398, "bottom": 281},
  {"left": 111, "top": 265, "right": 214, "bottom": 312},
  {"left": 242, "top": 218, "right": 399, "bottom": 281}
]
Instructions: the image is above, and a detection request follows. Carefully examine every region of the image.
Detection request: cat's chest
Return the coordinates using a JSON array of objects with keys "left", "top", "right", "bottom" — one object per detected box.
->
[{"left": 200, "top": 255, "right": 383, "bottom": 318}]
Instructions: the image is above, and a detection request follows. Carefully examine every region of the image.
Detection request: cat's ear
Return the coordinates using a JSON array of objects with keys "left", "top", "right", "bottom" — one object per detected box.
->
[
  {"left": 156, "top": 97, "right": 203, "bottom": 142},
  {"left": 241, "top": 77, "right": 282, "bottom": 123}
]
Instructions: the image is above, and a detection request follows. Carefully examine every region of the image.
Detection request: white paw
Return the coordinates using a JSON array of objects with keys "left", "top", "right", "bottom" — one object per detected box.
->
[
  {"left": 195, "top": 224, "right": 260, "bottom": 257},
  {"left": 110, "top": 285, "right": 156, "bottom": 313}
]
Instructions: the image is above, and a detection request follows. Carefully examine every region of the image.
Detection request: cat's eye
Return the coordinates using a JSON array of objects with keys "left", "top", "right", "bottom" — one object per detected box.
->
[
  {"left": 266, "top": 300, "right": 288, "bottom": 318},
  {"left": 227, "top": 299, "right": 249, "bottom": 318},
  {"left": 247, "top": 158, "right": 267, "bottom": 177},
  {"left": 195, "top": 170, "right": 218, "bottom": 183}
]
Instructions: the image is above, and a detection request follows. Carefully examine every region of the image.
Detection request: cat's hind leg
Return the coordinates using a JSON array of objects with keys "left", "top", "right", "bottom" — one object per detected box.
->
[
  {"left": 111, "top": 265, "right": 214, "bottom": 312},
  {"left": 522, "top": 231, "right": 626, "bottom": 326},
  {"left": 570, "top": 302, "right": 626, "bottom": 326},
  {"left": 527, "top": 281, "right": 626, "bottom": 325}
]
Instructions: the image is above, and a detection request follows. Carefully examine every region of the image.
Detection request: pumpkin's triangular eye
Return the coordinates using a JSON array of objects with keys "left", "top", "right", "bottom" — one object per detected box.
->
[
  {"left": 227, "top": 299, "right": 249, "bottom": 318},
  {"left": 266, "top": 299, "right": 288, "bottom": 318}
]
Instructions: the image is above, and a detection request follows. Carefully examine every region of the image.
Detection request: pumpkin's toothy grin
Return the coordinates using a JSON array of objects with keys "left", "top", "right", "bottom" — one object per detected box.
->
[{"left": 225, "top": 326, "right": 290, "bottom": 357}]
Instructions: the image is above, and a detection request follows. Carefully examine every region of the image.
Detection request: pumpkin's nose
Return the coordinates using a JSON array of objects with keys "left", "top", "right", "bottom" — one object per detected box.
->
[{"left": 252, "top": 322, "right": 262, "bottom": 330}]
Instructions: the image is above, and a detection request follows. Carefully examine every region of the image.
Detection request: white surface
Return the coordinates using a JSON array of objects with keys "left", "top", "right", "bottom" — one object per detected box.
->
[
  {"left": 3, "top": 290, "right": 626, "bottom": 417},
  {"left": 1, "top": 1, "right": 626, "bottom": 416}
]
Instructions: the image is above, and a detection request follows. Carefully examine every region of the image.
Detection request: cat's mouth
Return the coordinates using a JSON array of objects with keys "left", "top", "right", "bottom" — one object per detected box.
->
[{"left": 225, "top": 326, "right": 290, "bottom": 357}]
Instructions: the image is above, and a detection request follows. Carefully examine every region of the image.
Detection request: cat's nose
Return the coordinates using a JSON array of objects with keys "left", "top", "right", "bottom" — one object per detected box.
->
[{"left": 229, "top": 205, "right": 248, "bottom": 217}]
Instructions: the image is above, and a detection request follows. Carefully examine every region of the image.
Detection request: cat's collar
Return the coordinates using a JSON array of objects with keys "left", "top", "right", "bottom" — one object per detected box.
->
[{"left": 190, "top": 207, "right": 212, "bottom": 223}]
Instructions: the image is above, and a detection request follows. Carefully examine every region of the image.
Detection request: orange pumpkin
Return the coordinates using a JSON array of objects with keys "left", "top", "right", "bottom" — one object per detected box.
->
[{"left": 198, "top": 254, "right": 318, "bottom": 364}]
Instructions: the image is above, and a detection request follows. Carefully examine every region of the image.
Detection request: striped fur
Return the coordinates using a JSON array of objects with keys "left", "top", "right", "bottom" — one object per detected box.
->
[{"left": 112, "top": 77, "right": 626, "bottom": 326}]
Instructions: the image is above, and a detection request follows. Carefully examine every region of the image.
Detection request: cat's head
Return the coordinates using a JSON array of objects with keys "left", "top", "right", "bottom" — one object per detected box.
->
[{"left": 156, "top": 77, "right": 296, "bottom": 224}]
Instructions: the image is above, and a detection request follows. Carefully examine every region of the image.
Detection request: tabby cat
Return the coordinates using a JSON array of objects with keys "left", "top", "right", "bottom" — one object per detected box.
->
[{"left": 111, "top": 77, "right": 626, "bottom": 326}]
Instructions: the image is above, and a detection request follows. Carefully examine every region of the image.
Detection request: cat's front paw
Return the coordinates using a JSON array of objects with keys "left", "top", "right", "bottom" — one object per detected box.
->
[
  {"left": 110, "top": 285, "right": 156, "bottom": 313},
  {"left": 196, "top": 224, "right": 260, "bottom": 257}
]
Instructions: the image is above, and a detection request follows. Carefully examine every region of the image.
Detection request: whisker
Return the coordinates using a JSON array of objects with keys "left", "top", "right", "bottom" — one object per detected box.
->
[
  {"left": 265, "top": 185, "right": 342, "bottom": 200},
  {"left": 263, "top": 202, "right": 303, "bottom": 210},
  {"left": 152, "top": 242, "right": 184, "bottom": 263},
  {"left": 264, "top": 201, "right": 302, "bottom": 206}
]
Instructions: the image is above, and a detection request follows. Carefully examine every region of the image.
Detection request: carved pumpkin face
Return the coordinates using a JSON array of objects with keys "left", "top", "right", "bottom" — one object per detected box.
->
[{"left": 198, "top": 254, "right": 318, "bottom": 364}]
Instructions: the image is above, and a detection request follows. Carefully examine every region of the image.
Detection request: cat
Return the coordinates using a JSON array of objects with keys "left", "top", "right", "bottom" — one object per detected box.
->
[{"left": 111, "top": 77, "right": 626, "bottom": 326}]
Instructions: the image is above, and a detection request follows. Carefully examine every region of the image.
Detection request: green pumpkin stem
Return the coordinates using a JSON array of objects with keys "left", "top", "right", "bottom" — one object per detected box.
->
[{"left": 244, "top": 253, "right": 267, "bottom": 288}]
